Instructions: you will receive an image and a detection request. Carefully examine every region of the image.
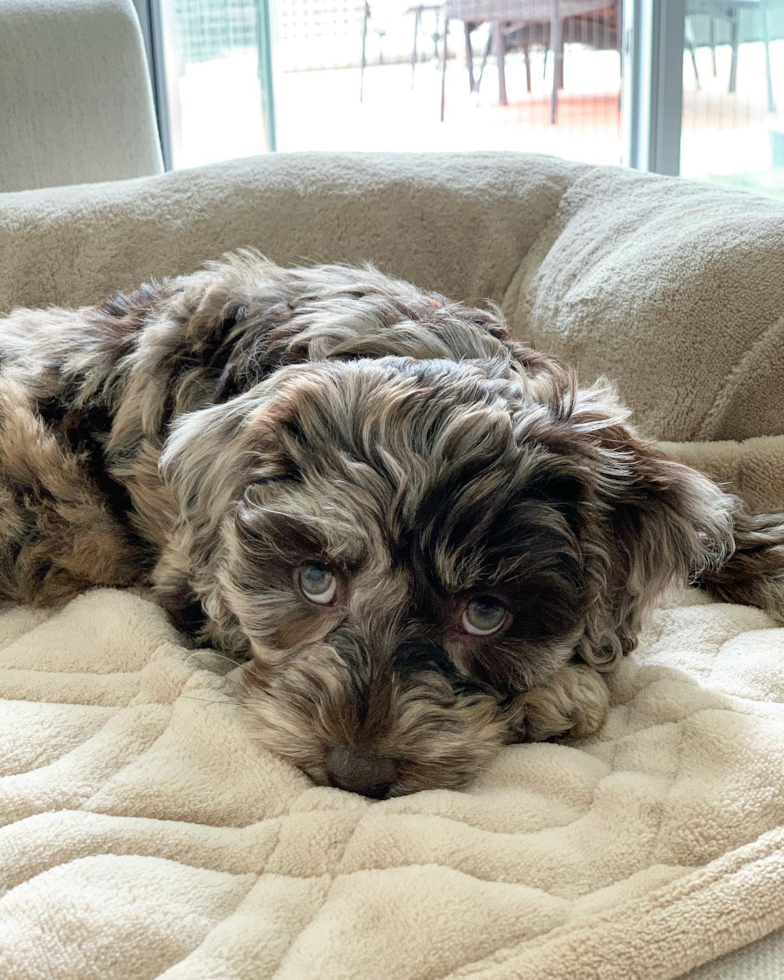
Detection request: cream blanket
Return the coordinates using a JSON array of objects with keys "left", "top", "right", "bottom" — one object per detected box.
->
[{"left": 2, "top": 587, "right": 783, "bottom": 980}]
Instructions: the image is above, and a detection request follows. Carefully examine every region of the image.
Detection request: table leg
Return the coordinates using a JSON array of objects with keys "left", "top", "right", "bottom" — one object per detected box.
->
[
  {"left": 550, "top": 4, "right": 561, "bottom": 123},
  {"left": 729, "top": 6, "right": 739, "bottom": 94},
  {"left": 360, "top": 1, "right": 369, "bottom": 102},
  {"left": 411, "top": 7, "right": 420, "bottom": 91},
  {"left": 762, "top": 6, "right": 775, "bottom": 113},
  {"left": 465, "top": 22, "right": 476, "bottom": 92},
  {"left": 441, "top": 14, "right": 449, "bottom": 120},
  {"left": 493, "top": 22, "right": 507, "bottom": 106}
]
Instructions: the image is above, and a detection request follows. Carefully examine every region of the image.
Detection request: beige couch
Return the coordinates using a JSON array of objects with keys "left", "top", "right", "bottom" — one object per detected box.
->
[{"left": 1, "top": 153, "right": 784, "bottom": 980}]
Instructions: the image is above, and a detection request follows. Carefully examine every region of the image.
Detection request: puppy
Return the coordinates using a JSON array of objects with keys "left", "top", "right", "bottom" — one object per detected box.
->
[{"left": 2, "top": 252, "right": 783, "bottom": 797}]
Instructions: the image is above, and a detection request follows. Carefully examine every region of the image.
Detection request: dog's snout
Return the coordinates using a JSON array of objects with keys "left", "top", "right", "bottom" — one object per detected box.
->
[{"left": 325, "top": 745, "right": 399, "bottom": 798}]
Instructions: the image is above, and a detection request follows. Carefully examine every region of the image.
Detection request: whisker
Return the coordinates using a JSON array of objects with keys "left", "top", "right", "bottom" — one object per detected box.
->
[
  {"left": 201, "top": 672, "right": 246, "bottom": 694},
  {"left": 184, "top": 650, "right": 256, "bottom": 677},
  {"left": 179, "top": 695, "right": 242, "bottom": 706}
]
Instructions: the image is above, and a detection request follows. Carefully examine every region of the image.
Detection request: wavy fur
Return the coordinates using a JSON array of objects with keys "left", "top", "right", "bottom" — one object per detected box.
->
[{"left": 1, "top": 251, "right": 781, "bottom": 796}]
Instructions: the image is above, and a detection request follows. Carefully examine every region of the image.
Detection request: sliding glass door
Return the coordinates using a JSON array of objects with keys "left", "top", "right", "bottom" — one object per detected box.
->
[
  {"left": 681, "top": 0, "right": 783, "bottom": 195},
  {"left": 152, "top": 0, "right": 276, "bottom": 168},
  {"left": 138, "top": 0, "right": 782, "bottom": 191},
  {"left": 624, "top": 0, "right": 783, "bottom": 194},
  {"left": 146, "top": 0, "right": 627, "bottom": 167}
]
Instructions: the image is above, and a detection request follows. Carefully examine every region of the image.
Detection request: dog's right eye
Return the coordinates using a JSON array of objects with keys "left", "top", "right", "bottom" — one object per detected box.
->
[
  {"left": 296, "top": 565, "right": 337, "bottom": 606},
  {"left": 462, "top": 598, "right": 509, "bottom": 636}
]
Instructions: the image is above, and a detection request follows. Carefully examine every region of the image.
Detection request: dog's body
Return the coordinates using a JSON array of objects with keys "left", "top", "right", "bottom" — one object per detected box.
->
[{"left": 3, "top": 252, "right": 784, "bottom": 796}]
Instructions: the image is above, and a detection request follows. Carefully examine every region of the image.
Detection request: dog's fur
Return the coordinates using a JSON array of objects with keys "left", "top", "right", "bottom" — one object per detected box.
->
[{"left": 3, "top": 252, "right": 784, "bottom": 796}]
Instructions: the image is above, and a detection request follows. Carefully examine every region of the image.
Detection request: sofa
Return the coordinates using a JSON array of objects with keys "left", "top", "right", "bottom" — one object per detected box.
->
[{"left": 1, "top": 152, "right": 784, "bottom": 979}]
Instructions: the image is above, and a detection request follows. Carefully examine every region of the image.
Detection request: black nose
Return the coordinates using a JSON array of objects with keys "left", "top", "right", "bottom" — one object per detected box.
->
[{"left": 325, "top": 745, "right": 399, "bottom": 798}]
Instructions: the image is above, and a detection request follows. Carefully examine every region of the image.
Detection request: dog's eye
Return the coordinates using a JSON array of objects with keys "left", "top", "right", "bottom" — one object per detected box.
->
[
  {"left": 297, "top": 564, "right": 337, "bottom": 605},
  {"left": 462, "top": 598, "right": 508, "bottom": 636}
]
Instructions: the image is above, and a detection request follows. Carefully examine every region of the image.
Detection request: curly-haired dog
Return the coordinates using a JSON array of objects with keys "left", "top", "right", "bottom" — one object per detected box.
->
[{"left": 3, "top": 252, "right": 784, "bottom": 797}]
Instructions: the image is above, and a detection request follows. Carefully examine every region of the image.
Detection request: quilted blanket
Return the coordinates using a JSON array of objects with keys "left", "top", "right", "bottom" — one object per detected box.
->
[{"left": 1, "top": 586, "right": 783, "bottom": 980}]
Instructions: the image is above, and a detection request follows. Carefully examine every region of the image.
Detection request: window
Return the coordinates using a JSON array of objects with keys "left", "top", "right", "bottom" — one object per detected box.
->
[
  {"left": 681, "top": 0, "right": 784, "bottom": 197},
  {"left": 145, "top": 0, "right": 784, "bottom": 195}
]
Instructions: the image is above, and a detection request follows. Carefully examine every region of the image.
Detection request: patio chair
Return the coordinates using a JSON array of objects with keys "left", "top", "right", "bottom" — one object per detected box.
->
[
  {"left": 467, "top": 20, "right": 549, "bottom": 100},
  {"left": 408, "top": 4, "right": 446, "bottom": 90},
  {"left": 361, "top": 0, "right": 443, "bottom": 101},
  {"left": 686, "top": 0, "right": 774, "bottom": 113},
  {"left": 441, "top": 0, "right": 619, "bottom": 123}
]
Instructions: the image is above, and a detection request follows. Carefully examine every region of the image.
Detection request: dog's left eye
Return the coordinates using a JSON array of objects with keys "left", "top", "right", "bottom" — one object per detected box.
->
[
  {"left": 462, "top": 598, "right": 508, "bottom": 636},
  {"left": 297, "top": 564, "right": 337, "bottom": 605}
]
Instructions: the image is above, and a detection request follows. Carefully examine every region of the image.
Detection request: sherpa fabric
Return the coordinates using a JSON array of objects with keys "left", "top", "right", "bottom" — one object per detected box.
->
[
  {"left": 1, "top": 153, "right": 783, "bottom": 444},
  {"left": 1, "top": 587, "right": 784, "bottom": 980},
  {"left": 661, "top": 436, "right": 784, "bottom": 514}
]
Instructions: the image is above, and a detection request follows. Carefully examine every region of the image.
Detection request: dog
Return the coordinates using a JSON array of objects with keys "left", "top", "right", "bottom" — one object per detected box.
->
[{"left": 2, "top": 251, "right": 783, "bottom": 798}]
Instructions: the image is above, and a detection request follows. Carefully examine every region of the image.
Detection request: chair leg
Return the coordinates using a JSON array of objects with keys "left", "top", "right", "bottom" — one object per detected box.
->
[
  {"left": 709, "top": 17, "right": 717, "bottom": 77},
  {"left": 688, "top": 42, "right": 700, "bottom": 89},
  {"left": 411, "top": 7, "right": 420, "bottom": 91},
  {"left": 360, "top": 1, "right": 369, "bottom": 102},
  {"left": 550, "top": 11, "right": 561, "bottom": 123},
  {"left": 762, "top": 7, "right": 775, "bottom": 113},
  {"left": 556, "top": 25, "right": 564, "bottom": 89},
  {"left": 524, "top": 43, "right": 532, "bottom": 93},
  {"left": 477, "top": 29, "right": 492, "bottom": 90},
  {"left": 729, "top": 7, "right": 740, "bottom": 94},
  {"left": 465, "top": 22, "right": 477, "bottom": 92},
  {"left": 440, "top": 15, "right": 449, "bottom": 121},
  {"left": 493, "top": 22, "right": 507, "bottom": 106},
  {"left": 685, "top": 18, "right": 700, "bottom": 90}
]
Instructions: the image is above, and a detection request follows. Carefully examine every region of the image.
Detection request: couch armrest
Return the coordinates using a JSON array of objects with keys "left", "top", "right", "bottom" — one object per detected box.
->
[
  {"left": 0, "top": 151, "right": 578, "bottom": 311},
  {"left": 503, "top": 165, "right": 784, "bottom": 443}
]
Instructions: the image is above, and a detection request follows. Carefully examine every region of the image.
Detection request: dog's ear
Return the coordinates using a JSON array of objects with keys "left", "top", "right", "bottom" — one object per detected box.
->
[
  {"left": 566, "top": 385, "right": 736, "bottom": 669},
  {"left": 158, "top": 389, "right": 287, "bottom": 533},
  {"left": 158, "top": 364, "right": 330, "bottom": 534}
]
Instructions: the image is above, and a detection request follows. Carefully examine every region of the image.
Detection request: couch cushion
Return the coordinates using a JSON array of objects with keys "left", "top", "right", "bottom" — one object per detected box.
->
[
  {"left": 0, "top": 0, "right": 162, "bottom": 192},
  {"left": 503, "top": 165, "right": 784, "bottom": 442}
]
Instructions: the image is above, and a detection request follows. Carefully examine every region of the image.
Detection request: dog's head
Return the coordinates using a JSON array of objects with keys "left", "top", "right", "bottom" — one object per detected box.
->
[{"left": 160, "top": 353, "right": 734, "bottom": 797}]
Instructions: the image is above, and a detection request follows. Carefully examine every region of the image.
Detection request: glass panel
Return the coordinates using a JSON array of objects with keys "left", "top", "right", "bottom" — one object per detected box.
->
[
  {"left": 158, "top": 0, "right": 274, "bottom": 168},
  {"left": 681, "top": 0, "right": 784, "bottom": 197},
  {"left": 274, "top": 0, "right": 623, "bottom": 164},
  {"left": 158, "top": 0, "right": 625, "bottom": 167}
]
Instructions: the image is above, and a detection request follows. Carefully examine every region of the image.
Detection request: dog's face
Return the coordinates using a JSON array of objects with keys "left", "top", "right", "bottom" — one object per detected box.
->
[{"left": 162, "top": 355, "right": 732, "bottom": 798}]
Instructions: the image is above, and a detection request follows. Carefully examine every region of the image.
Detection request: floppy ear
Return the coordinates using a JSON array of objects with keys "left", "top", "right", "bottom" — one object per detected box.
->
[
  {"left": 158, "top": 387, "right": 293, "bottom": 544},
  {"left": 566, "top": 385, "right": 736, "bottom": 670},
  {"left": 159, "top": 396, "right": 254, "bottom": 526},
  {"left": 154, "top": 389, "right": 291, "bottom": 647}
]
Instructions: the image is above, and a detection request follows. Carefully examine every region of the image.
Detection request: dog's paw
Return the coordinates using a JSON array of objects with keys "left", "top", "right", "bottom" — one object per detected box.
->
[{"left": 508, "top": 664, "right": 610, "bottom": 743}]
